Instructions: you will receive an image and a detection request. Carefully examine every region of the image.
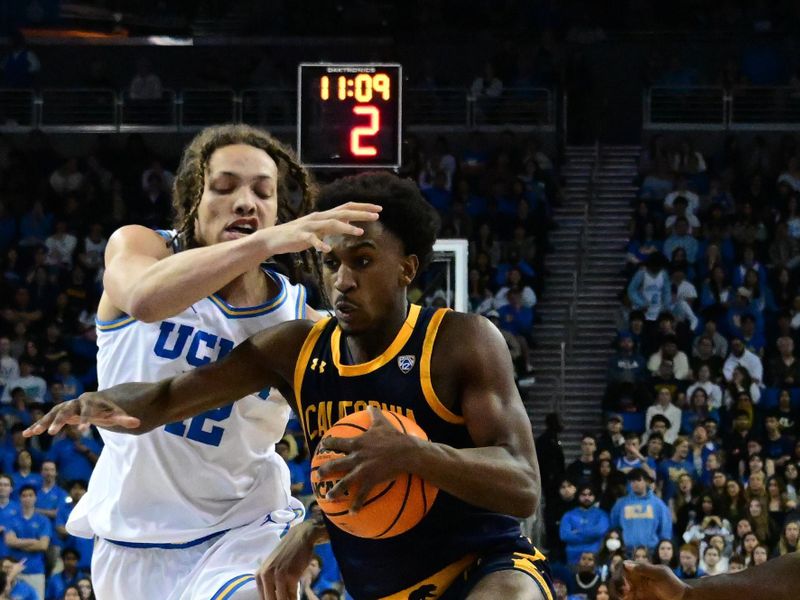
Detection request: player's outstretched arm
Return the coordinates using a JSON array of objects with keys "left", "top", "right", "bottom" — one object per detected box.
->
[
  {"left": 321, "top": 313, "right": 540, "bottom": 517},
  {"left": 24, "top": 320, "right": 312, "bottom": 437},
  {"left": 103, "top": 203, "right": 380, "bottom": 322},
  {"left": 620, "top": 554, "right": 800, "bottom": 600}
]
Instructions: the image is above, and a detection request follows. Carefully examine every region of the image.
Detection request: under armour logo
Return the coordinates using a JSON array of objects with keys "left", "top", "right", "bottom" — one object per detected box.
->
[
  {"left": 398, "top": 355, "right": 416, "bottom": 374},
  {"left": 408, "top": 584, "right": 437, "bottom": 600}
]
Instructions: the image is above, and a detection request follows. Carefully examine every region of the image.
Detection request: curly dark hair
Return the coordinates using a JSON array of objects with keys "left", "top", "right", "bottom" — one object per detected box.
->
[
  {"left": 170, "top": 124, "right": 320, "bottom": 285},
  {"left": 316, "top": 171, "right": 440, "bottom": 269}
]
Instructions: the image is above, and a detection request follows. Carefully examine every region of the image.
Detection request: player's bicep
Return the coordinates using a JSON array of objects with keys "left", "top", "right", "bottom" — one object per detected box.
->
[
  {"left": 102, "top": 226, "right": 171, "bottom": 312},
  {"left": 455, "top": 317, "right": 537, "bottom": 467}
]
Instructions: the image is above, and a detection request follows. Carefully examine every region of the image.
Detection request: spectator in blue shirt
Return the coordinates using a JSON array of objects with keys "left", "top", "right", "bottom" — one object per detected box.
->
[
  {"left": 559, "top": 485, "right": 610, "bottom": 565},
  {"left": 55, "top": 480, "right": 92, "bottom": 572},
  {"left": 47, "top": 426, "right": 101, "bottom": 484},
  {"left": 45, "top": 548, "right": 87, "bottom": 600},
  {"left": 0, "top": 475, "right": 21, "bottom": 561},
  {"left": 5, "top": 485, "right": 51, "bottom": 600},
  {"left": 35, "top": 460, "right": 65, "bottom": 515},
  {"left": 497, "top": 288, "right": 534, "bottom": 339},
  {"left": 610, "top": 468, "right": 672, "bottom": 553},
  {"left": 662, "top": 218, "right": 698, "bottom": 264},
  {"left": 657, "top": 436, "right": 697, "bottom": 501},
  {"left": 300, "top": 554, "right": 336, "bottom": 600},
  {"left": 11, "top": 451, "right": 42, "bottom": 501},
  {"left": 763, "top": 412, "right": 794, "bottom": 467},
  {"left": 674, "top": 543, "right": 706, "bottom": 580},
  {"left": 53, "top": 361, "right": 83, "bottom": 402}
]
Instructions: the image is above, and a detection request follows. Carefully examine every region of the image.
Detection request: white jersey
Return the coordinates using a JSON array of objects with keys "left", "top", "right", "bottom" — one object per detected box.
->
[{"left": 68, "top": 231, "right": 306, "bottom": 545}]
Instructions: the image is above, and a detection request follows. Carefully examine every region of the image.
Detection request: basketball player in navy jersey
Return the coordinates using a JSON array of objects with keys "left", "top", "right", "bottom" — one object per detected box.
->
[{"left": 25, "top": 172, "right": 554, "bottom": 600}]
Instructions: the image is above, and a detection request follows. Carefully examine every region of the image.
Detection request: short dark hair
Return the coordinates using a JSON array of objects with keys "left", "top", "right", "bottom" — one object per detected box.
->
[
  {"left": 629, "top": 310, "right": 645, "bottom": 322},
  {"left": 316, "top": 172, "right": 440, "bottom": 269},
  {"left": 650, "top": 414, "right": 671, "bottom": 428},
  {"left": 62, "top": 548, "right": 80, "bottom": 561},
  {"left": 627, "top": 467, "right": 652, "bottom": 482},
  {"left": 18, "top": 484, "right": 36, "bottom": 496}
]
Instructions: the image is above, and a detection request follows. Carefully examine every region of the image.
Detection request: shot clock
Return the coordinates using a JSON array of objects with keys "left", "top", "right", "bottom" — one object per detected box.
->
[{"left": 297, "top": 63, "right": 402, "bottom": 169}]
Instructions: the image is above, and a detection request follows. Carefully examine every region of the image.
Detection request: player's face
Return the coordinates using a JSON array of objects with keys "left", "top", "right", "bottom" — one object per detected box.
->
[
  {"left": 323, "top": 221, "right": 417, "bottom": 335},
  {"left": 194, "top": 144, "right": 279, "bottom": 247},
  {"left": 0, "top": 478, "right": 11, "bottom": 499}
]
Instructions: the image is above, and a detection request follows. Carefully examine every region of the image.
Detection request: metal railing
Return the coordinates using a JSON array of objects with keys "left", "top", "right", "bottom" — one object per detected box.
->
[
  {"left": 471, "top": 87, "right": 553, "bottom": 129},
  {"left": 0, "top": 86, "right": 556, "bottom": 133},
  {"left": 559, "top": 140, "right": 599, "bottom": 411},
  {"left": 644, "top": 85, "right": 800, "bottom": 130}
]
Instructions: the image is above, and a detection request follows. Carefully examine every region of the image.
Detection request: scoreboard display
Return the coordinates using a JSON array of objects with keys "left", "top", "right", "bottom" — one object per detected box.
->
[{"left": 297, "top": 63, "right": 402, "bottom": 169}]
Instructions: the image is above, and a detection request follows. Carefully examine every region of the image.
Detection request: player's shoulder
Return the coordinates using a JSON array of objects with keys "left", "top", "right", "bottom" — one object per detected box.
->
[
  {"left": 435, "top": 310, "right": 505, "bottom": 358},
  {"left": 107, "top": 224, "right": 174, "bottom": 260}
]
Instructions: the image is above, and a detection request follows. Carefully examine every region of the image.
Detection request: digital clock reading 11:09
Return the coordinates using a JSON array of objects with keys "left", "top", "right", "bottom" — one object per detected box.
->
[{"left": 298, "top": 63, "right": 402, "bottom": 169}]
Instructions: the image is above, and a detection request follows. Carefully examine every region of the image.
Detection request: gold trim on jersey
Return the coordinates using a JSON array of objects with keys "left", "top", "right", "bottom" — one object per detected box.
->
[
  {"left": 421, "top": 308, "right": 465, "bottom": 425},
  {"left": 96, "top": 316, "right": 136, "bottom": 331},
  {"left": 379, "top": 553, "right": 476, "bottom": 600},
  {"left": 293, "top": 317, "right": 331, "bottom": 435},
  {"left": 331, "top": 304, "right": 422, "bottom": 376},
  {"left": 513, "top": 552, "right": 554, "bottom": 600}
]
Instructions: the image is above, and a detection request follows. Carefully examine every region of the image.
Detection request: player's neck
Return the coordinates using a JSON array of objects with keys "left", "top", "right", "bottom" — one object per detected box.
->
[
  {"left": 216, "top": 268, "right": 274, "bottom": 307},
  {"left": 344, "top": 303, "right": 409, "bottom": 364}
]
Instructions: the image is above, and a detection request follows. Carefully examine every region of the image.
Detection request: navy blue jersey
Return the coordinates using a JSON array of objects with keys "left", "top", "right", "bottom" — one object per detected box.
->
[{"left": 293, "top": 305, "right": 523, "bottom": 599}]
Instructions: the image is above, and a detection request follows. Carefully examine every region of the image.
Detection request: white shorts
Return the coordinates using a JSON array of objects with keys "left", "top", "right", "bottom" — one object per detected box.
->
[{"left": 91, "top": 499, "right": 305, "bottom": 600}]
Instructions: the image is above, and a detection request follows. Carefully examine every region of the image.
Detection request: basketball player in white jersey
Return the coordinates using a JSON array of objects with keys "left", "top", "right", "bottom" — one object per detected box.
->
[{"left": 71, "top": 125, "right": 380, "bottom": 600}]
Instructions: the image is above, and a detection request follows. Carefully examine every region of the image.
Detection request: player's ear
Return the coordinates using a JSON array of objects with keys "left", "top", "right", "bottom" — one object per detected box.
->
[{"left": 399, "top": 255, "right": 418, "bottom": 286}]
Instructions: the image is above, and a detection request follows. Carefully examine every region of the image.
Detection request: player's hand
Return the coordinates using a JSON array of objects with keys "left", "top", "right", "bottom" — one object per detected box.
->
[
  {"left": 256, "top": 520, "right": 319, "bottom": 600},
  {"left": 317, "top": 406, "right": 416, "bottom": 512},
  {"left": 23, "top": 391, "right": 141, "bottom": 437},
  {"left": 617, "top": 561, "right": 690, "bottom": 600},
  {"left": 260, "top": 201, "right": 382, "bottom": 255}
]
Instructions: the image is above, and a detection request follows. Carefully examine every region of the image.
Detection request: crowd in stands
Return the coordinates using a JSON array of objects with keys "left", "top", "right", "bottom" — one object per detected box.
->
[
  {"left": 0, "top": 126, "right": 560, "bottom": 598},
  {"left": 546, "top": 132, "right": 800, "bottom": 599}
]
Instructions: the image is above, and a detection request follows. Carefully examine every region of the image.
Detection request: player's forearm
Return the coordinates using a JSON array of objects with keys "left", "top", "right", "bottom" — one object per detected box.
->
[
  {"left": 112, "top": 234, "right": 270, "bottom": 322},
  {"left": 405, "top": 439, "right": 539, "bottom": 517},
  {"left": 685, "top": 553, "right": 800, "bottom": 600}
]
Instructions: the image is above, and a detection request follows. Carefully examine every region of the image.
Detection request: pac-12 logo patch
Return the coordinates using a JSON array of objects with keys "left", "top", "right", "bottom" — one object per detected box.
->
[{"left": 397, "top": 355, "right": 416, "bottom": 374}]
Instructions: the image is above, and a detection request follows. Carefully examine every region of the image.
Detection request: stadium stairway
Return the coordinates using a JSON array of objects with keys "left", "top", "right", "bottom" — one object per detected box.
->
[{"left": 527, "top": 145, "right": 638, "bottom": 460}]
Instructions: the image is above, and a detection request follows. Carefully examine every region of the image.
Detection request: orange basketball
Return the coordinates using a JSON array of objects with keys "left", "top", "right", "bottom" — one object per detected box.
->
[{"left": 310, "top": 409, "right": 438, "bottom": 539}]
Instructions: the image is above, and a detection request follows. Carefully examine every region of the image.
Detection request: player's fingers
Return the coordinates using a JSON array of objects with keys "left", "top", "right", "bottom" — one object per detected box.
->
[
  {"left": 349, "top": 486, "right": 371, "bottom": 513},
  {"left": 300, "top": 232, "right": 330, "bottom": 254},
  {"left": 325, "top": 207, "right": 381, "bottom": 223},
  {"left": 324, "top": 202, "right": 382, "bottom": 216},
  {"left": 316, "top": 453, "right": 357, "bottom": 479},
  {"left": 311, "top": 218, "right": 365, "bottom": 238},
  {"left": 327, "top": 468, "right": 363, "bottom": 501},
  {"left": 272, "top": 574, "right": 293, "bottom": 600},
  {"left": 259, "top": 568, "right": 277, "bottom": 600},
  {"left": 367, "top": 405, "right": 390, "bottom": 427},
  {"left": 48, "top": 402, "right": 81, "bottom": 434},
  {"left": 24, "top": 406, "right": 62, "bottom": 437},
  {"left": 255, "top": 574, "right": 265, "bottom": 600},
  {"left": 318, "top": 435, "right": 355, "bottom": 453}
]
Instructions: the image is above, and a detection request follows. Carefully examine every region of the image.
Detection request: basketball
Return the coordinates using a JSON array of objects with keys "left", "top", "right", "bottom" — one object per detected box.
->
[{"left": 310, "top": 409, "right": 438, "bottom": 539}]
